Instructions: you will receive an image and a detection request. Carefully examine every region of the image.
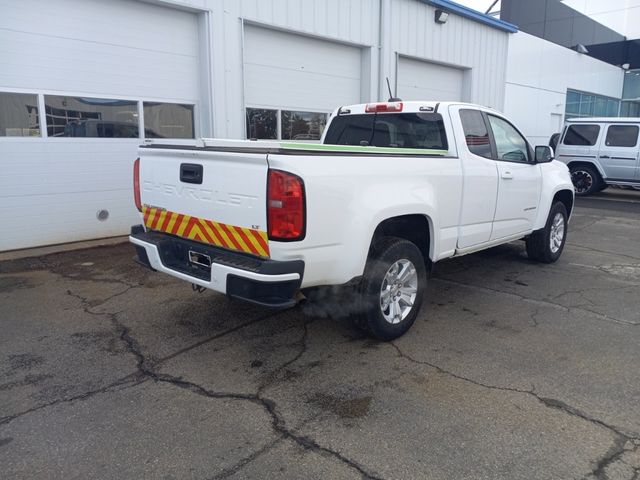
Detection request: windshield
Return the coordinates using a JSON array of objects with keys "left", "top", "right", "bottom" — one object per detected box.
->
[{"left": 323, "top": 112, "right": 448, "bottom": 150}]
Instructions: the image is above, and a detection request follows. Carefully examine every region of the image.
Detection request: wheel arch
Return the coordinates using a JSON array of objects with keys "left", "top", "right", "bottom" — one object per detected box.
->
[
  {"left": 369, "top": 214, "right": 433, "bottom": 267},
  {"left": 552, "top": 189, "right": 574, "bottom": 219},
  {"left": 566, "top": 160, "right": 606, "bottom": 180}
]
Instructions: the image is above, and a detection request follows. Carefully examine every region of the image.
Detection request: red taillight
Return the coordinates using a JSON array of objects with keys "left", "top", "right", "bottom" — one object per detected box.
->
[
  {"left": 133, "top": 157, "right": 142, "bottom": 212},
  {"left": 267, "top": 169, "right": 305, "bottom": 240},
  {"left": 365, "top": 102, "right": 403, "bottom": 113}
]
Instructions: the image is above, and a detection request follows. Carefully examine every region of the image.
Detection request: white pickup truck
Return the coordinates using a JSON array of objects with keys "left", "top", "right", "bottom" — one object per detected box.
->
[{"left": 130, "top": 101, "right": 573, "bottom": 340}]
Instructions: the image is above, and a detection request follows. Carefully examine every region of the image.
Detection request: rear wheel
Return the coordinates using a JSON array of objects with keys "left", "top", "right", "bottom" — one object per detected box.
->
[
  {"left": 526, "top": 202, "right": 568, "bottom": 263},
  {"left": 569, "top": 164, "right": 602, "bottom": 196},
  {"left": 356, "top": 237, "right": 427, "bottom": 341}
]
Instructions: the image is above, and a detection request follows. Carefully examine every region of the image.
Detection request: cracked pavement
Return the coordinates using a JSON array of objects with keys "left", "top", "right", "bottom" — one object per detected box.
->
[{"left": 1, "top": 190, "right": 640, "bottom": 480}]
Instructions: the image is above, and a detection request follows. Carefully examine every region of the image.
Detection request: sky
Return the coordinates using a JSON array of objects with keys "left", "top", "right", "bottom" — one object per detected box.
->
[{"left": 452, "top": 0, "right": 501, "bottom": 14}]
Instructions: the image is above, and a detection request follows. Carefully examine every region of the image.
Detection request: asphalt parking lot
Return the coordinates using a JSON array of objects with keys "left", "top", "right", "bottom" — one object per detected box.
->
[{"left": 1, "top": 190, "right": 639, "bottom": 480}]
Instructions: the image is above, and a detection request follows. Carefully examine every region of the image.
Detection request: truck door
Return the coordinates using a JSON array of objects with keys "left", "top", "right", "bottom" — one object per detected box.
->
[
  {"left": 485, "top": 114, "right": 542, "bottom": 240},
  {"left": 597, "top": 123, "right": 640, "bottom": 182},
  {"left": 453, "top": 107, "right": 499, "bottom": 248}
]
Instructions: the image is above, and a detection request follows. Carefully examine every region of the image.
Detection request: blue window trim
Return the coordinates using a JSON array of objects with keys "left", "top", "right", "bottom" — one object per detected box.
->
[{"left": 423, "top": 0, "right": 518, "bottom": 33}]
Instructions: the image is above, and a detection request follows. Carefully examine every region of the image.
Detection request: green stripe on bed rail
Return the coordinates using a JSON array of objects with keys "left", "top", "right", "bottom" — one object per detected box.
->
[{"left": 279, "top": 142, "right": 448, "bottom": 155}]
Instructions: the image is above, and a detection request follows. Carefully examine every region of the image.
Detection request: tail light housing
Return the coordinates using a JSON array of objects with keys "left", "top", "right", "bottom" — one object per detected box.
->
[
  {"left": 267, "top": 169, "right": 305, "bottom": 241},
  {"left": 365, "top": 102, "right": 403, "bottom": 113},
  {"left": 133, "top": 157, "right": 142, "bottom": 212}
]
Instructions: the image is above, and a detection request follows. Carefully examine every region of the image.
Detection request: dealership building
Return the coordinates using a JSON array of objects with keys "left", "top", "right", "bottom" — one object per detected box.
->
[{"left": 0, "top": 0, "right": 636, "bottom": 251}]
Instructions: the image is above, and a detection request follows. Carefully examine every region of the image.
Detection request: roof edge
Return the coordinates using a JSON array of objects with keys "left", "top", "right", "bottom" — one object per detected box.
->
[{"left": 423, "top": 0, "right": 518, "bottom": 33}]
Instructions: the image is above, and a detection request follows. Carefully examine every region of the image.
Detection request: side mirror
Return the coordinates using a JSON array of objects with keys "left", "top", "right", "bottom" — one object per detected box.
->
[{"left": 535, "top": 145, "right": 554, "bottom": 163}]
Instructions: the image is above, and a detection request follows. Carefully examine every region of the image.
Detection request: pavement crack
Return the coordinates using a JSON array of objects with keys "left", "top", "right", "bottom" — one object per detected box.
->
[
  {"left": 208, "top": 437, "right": 284, "bottom": 480},
  {"left": 257, "top": 318, "right": 313, "bottom": 396},
  {"left": 151, "top": 372, "right": 386, "bottom": 480},
  {"left": 582, "top": 440, "right": 640, "bottom": 480},
  {"left": 0, "top": 377, "right": 144, "bottom": 426},
  {"left": 69, "top": 299, "right": 383, "bottom": 480},
  {"left": 434, "top": 278, "right": 638, "bottom": 326},
  {"left": 568, "top": 243, "right": 640, "bottom": 263},
  {"left": 390, "top": 342, "right": 640, "bottom": 480},
  {"left": 155, "top": 311, "right": 283, "bottom": 365}
]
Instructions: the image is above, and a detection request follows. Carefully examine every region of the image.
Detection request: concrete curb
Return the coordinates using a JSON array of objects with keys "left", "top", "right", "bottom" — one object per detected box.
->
[{"left": 0, "top": 236, "right": 129, "bottom": 262}]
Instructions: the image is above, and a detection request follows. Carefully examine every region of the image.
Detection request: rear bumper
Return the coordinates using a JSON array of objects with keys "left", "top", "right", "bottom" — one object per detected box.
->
[{"left": 129, "top": 225, "right": 304, "bottom": 308}]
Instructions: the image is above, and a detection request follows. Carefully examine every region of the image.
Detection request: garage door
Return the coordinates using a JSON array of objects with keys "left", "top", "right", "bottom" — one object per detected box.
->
[
  {"left": 397, "top": 57, "right": 464, "bottom": 102},
  {"left": 0, "top": 0, "right": 200, "bottom": 251},
  {"left": 243, "top": 25, "right": 362, "bottom": 112}
]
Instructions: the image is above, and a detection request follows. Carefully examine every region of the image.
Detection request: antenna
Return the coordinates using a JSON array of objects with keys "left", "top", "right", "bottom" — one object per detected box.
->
[
  {"left": 386, "top": 77, "right": 402, "bottom": 102},
  {"left": 485, "top": 0, "right": 499, "bottom": 15}
]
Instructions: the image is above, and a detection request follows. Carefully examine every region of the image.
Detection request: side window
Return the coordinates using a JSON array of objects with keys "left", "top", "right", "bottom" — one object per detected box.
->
[
  {"left": 281, "top": 110, "right": 328, "bottom": 141},
  {"left": 605, "top": 125, "right": 639, "bottom": 147},
  {"left": 460, "top": 109, "right": 492, "bottom": 158},
  {"left": 0, "top": 92, "right": 40, "bottom": 136},
  {"left": 44, "top": 95, "right": 138, "bottom": 138},
  {"left": 246, "top": 108, "right": 277, "bottom": 139},
  {"left": 563, "top": 124, "right": 600, "bottom": 146},
  {"left": 143, "top": 102, "right": 194, "bottom": 139},
  {"left": 487, "top": 115, "right": 530, "bottom": 163}
]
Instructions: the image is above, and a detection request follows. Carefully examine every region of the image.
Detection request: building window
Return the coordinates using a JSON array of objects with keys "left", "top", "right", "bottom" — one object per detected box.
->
[
  {"left": 605, "top": 125, "right": 639, "bottom": 147},
  {"left": 562, "top": 124, "right": 600, "bottom": 146},
  {"left": 143, "top": 102, "right": 194, "bottom": 138},
  {"left": 44, "top": 95, "right": 139, "bottom": 138},
  {"left": 281, "top": 111, "right": 327, "bottom": 141},
  {"left": 246, "top": 108, "right": 278, "bottom": 139},
  {"left": 246, "top": 108, "right": 328, "bottom": 140},
  {"left": 620, "top": 101, "right": 640, "bottom": 117},
  {"left": 622, "top": 70, "right": 640, "bottom": 100},
  {"left": 0, "top": 92, "right": 40, "bottom": 137},
  {"left": 565, "top": 89, "right": 620, "bottom": 119}
]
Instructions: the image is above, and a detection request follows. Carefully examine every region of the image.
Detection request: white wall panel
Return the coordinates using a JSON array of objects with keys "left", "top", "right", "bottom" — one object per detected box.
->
[
  {"left": 397, "top": 57, "right": 465, "bottom": 101},
  {"left": 207, "top": 0, "right": 380, "bottom": 138},
  {"left": 0, "top": 0, "right": 200, "bottom": 101},
  {"left": 385, "top": 0, "right": 509, "bottom": 110},
  {"left": 239, "top": 0, "right": 378, "bottom": 46},
  {"left": 0, "top": 0, "right": 513, "bottom": 250},
  {"left": 243, "top": 25, "right": 362, "bottom": 112},
  {"left": 504, "top": 31, "right": 624, "bottom": 146},
  {"left": 0, "top": 0, "right": 201, "bottom": 251},
  {"left": 0, "top": 140, "right": 141, "bottom": 250}
]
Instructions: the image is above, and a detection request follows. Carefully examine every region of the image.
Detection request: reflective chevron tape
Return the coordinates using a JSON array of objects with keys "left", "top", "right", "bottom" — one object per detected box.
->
[{"left": 142, "top": 205, "right": 270, "bottom": 258}]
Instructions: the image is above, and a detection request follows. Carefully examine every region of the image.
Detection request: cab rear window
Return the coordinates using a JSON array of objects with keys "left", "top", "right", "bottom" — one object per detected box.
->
[{"left": 324, "top": 112, "right": 448, "bottom": 150}]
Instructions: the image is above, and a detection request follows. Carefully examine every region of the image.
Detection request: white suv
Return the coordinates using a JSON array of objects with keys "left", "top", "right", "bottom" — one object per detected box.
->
[{"left": 556, "top": 117, "right": 640, "bottom": 195}]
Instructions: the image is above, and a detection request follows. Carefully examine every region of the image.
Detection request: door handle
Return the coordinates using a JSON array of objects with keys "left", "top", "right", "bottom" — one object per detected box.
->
[
  {"left": 600, "top": 155, "right": 610, "bottom": 159},
  {"left": 501, "top": 171, "right": 513, "bottom": 179}
]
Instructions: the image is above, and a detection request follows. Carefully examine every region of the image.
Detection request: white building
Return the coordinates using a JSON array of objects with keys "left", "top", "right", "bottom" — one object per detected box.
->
[
  {"left": 500, "top": 0, "right": 638, "bottom": 146},
  {"left": 0, "top": 0, "right": 515, "bottom": 251},
  {"left": 504, "top": 31, "right": 624, "bottom": 146}
]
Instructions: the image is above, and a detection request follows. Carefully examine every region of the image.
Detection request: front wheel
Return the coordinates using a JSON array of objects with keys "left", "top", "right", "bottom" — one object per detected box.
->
[
  {"left": 356, "top": 237, "right": 427, "bottom": 341},
  {"left": 526, "top": 202, "right": 568, "bottom": 263}
]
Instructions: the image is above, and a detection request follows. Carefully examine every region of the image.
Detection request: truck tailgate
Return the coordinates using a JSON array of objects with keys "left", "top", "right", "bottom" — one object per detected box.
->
[{"left": 138, "top": 146, "right": 270, "bottom": 257}]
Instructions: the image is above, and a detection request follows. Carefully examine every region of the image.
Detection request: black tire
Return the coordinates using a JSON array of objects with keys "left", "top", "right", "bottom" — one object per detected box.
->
[
  {"left": 355, "top": 237, "right": 427, "bottom": 341},
  {"left": 526, "top": 202, "right": 568, "bottom": 263},
  {"left": 569, "top": 164, "right": 602, "bottom": 196}
]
